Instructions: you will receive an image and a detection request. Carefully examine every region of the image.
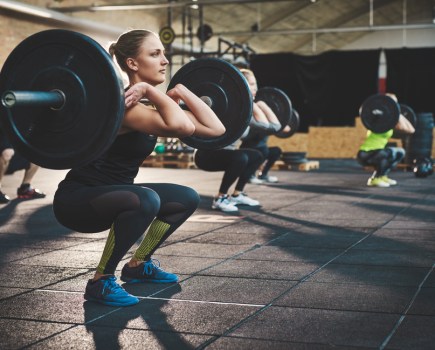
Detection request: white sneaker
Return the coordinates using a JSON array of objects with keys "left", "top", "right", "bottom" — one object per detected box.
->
[
  {"left": 230, "top": 193, "right": 260, "bottom": 206},
  {"left": 212, "top": 195, "right": 239, "bottom": 212},
  {"left": 380, "top": 176, "right": 397, "bottom": 185},
  {"left": 259, "top": 175, "right": 278, "bottom": 183},
  {"left": 248, "top": 176, "right": 264, "bottom": 184}
]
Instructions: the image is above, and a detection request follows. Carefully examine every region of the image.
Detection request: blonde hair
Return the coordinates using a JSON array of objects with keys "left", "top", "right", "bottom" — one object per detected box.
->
[
  {"left": 108, "top": 29, "right": 156, "bottom": 72},
  {"left": 239, "top": 68, "right": 255, "bottom": 79}
]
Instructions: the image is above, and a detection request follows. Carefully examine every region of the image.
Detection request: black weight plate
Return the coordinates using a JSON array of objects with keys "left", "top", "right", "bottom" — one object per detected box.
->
[
  {"left": 197, "top": 24, "right": 213, "bottom": 42},
  {"left": 0, "top": 29, "right": 124, "bottom": 169},
  {"left": 255, "top": 87, "right": 292, "bottom": 133},
  {"left": 392, "top": 104, "right": 417, "bottom": 138},
  {"left": 276, "top": 108, "right": 300, "bottom": 138},
  {"left": 360, "top": 94, "right": 399, "bottom": 133},
  {"left": 400, "top": 104, "right": 417, "bottom": 127},
  {"left": 168, "top": 58, "right": 252, "bottom": 150}
]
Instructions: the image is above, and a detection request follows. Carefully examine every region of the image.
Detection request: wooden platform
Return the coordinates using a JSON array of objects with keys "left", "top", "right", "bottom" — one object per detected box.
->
[
  {"left": 272, "top": 160, "right": 320, "bottom": 171},
  {"left": 141, "top": 153, "right": 196, "bottom": 169}
]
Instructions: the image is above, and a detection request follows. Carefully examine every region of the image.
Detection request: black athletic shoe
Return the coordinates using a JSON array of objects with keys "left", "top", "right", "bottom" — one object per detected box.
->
[
  {"left": 17, "top": 185, "right": 46, "bottom": 200},
  {"left": 0, "top": 191, "right": 10, "bottom": 203}
]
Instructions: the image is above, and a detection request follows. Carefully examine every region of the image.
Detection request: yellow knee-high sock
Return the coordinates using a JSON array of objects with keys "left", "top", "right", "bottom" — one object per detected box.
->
[
  {"left": 96, "top": 224, "right": 116, "bottom": 274},
  {"left": 133, "top": 219, "right": 170, "bottom": 261}
]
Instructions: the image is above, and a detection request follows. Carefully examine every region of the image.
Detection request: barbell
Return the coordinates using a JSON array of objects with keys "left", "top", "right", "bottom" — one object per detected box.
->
[
  {"left": 0, "top": 29, "right": 253, "bottom": 169},
  {"left": 255, "top": 86, "right": 299, "bottom": 138},
  {"left": 360, "top": 94, "right": 416, "bottom": 134}
]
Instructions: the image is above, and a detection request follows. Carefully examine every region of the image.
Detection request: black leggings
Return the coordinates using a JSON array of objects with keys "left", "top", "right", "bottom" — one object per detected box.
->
[
  {"left": 53, "top": 182, "right": 199, "bottom": 274},
  {"left": 195, "top": 148, "right": 264, "bottom": 194},
  {"left": 241, "top": 144, "right": 281, "bottom": 176},
  {"left": 357, "top": 147, "right": 405, "bottom": 177}
]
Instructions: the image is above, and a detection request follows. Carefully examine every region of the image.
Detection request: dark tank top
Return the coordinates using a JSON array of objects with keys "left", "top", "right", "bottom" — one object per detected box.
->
[{"left": 62, "top": 131, "right": 157, "bottom": 186}]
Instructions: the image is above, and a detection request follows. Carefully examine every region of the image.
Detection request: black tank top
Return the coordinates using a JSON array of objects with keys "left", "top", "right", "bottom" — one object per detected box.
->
[{"left": 62, "top": 131, "right": 157, "bottom": 186}]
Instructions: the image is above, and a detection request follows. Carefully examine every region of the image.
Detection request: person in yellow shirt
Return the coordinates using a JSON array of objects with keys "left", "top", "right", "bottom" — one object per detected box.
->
[{"left": 357, "top": 94, "right": 415, "bottom": 187}]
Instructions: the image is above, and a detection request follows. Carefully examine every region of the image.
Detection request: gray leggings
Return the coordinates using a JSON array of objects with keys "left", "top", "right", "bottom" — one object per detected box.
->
[{"left": 357, "top": 147, "right": 405, "bottom": 177}]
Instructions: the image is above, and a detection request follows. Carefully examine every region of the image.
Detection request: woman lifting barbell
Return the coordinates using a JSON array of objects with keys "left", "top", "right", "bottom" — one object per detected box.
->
[
  {"left": 53, "top": 29, "right": 225, "bottom": 306},
  {"left": 357, "top": 93, "right": 415, "bottom": 187},
  {"left": 239, "top": 68, "right": 291, "bottom": 184},
  {"left": 194, "top": 68, "right": 284, "bottom": 212}
]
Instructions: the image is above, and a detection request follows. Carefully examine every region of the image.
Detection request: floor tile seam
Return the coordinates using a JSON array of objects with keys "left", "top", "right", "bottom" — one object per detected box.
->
[
  {"left": 0, "top": 269, "right": 93, "bottom": 302},
  {"left": 262, "top": 304, "right": 405, "bottom": 316},
  {"left": 352, "top": 246, "right": 435, "bottom": 252},
  {"left": 31, "top": 287, "right": 267, "bottom": 308},
  {"left": 379, "top": 262, "right": 435, "bottom": 350},
  {"left": 0, "top": 315, "right": 77, "bottom": 326},
  {"left": 1, "top": 240, "right": 100, "bottom": 255},
  {"left": 140, "top": 296, "right": 265, "bottom": 308},
  {"left": 82, "top": 323, "right": 213, "bottom": 336},
  {"left": 323, "top": 261, "right": 434, "bottom": 269},
  {"left": 199, "top": 335, "right": 375, "bottom": 350},
  {"left": 155, "top": 223, "right": 246, "bottom": 247},
  {"left": 178, "top": 273, "right": 303, "bottom": 282},
  {"left": 5, "top": 321, "right": 80, "bottom": 350},
  {"left": 4, "top": 240, "right": 106, "bottom": 263},
  {"left": 8, "top": 261, "right": 102, "bottom": 269},
  {"left": 20, "top": 324, "right": 83, "bottom": 349},
  {"left": 147, "top": 244, "right": 267, "bottom": 298},
  {"left": 282, "top": 280, "right": 429, "bottom": 288},
  {"left": 214, "top": 256, "right": 339, "bottom": 263}
]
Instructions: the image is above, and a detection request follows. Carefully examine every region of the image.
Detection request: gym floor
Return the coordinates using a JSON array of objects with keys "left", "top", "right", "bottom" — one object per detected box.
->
[{"left": 0, "top": 159, "right": 434, "bottom": 349}]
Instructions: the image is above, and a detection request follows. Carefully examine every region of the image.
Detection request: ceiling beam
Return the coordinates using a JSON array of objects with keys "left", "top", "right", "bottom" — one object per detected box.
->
[
  {"left": 48, "top": 0, "right": 309, "bottom": 12},
  {"left": 209, "top": 23, "right": 435, "bottom": 37},
  {"left": 0, "top": 0, "right": 122, "bottom": 37}
]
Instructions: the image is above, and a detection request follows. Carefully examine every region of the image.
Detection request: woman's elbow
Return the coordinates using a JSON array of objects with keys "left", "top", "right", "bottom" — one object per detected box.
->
[{"left": 176, "top": 122, "right": 196, "bottom": 137}]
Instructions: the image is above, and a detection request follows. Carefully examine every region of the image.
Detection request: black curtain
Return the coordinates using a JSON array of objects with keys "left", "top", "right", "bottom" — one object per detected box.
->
[
  {"left": 250, "top": 50, "right": 380, "bottom": 132},
  {"left": 385, "top": 47, "right": 435, "bottom": 115}
]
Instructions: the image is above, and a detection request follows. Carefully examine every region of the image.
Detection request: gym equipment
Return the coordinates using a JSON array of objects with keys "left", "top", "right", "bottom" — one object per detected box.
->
[
  {"left": 392, "top": 104, "right": 417, "bottom": 138},
  {"left": 159, "top": 26, "right": 176, "bottom": 45},
  {"left": 255, "top": 87, "right": 298, "bottom": 138},
  {"left": 196, "top": 24, "right": 213, "bottom": 42},
  {"left": 167, "top": 57, "right": 252, "bottom": 150},
  {"left": 255, "top": 87, "right": 292, "bottom": 133},
  {"left": 409, "top": 112, "right": 434, "bottom": 159},
  {"left": 360, "top": 94, "right": 417, "bottom": 134},
  {"left": 0, "top": 29, "right": 125, "bottom": 170},
  {"left": 413, "top": 157, "right": 433, "bottom": 178},
  {"left": 276, "top": 109, "right": 300, "bottom": 139},
  {"left": 0, "top": 30, "right": 252, "bottom": 169}
]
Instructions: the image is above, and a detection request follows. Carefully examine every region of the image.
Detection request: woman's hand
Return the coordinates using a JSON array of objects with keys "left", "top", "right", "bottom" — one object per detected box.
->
[
  {"left": 125, "top": 82, "right": 149, "bottom": 108},
  {"left": 166, "top": 84, "right": 187, "bottom": 105},
  {"left": 282, "top": 125, "right": 291, "bottom": 133},
  {"left": 167, "top": 84, "right": 225, "bottom": 137}
]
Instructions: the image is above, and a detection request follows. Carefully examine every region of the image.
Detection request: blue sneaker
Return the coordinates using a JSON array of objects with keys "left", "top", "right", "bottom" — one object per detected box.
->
[
  {"left": 84, "top": 275, "right": 139, "bottom": 306},
  {"left": 121, "top": 259, "right": 179, "bottom": 284}
]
